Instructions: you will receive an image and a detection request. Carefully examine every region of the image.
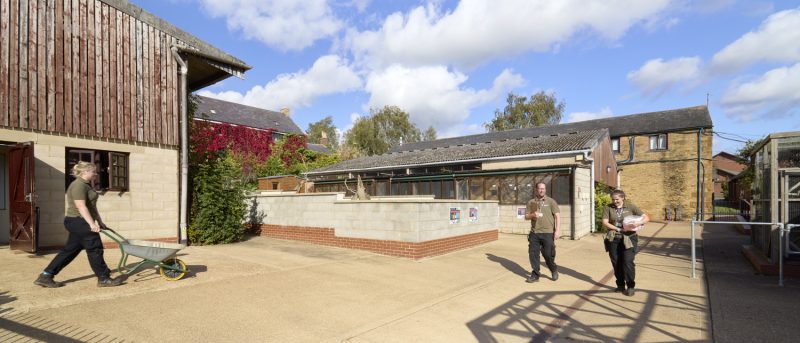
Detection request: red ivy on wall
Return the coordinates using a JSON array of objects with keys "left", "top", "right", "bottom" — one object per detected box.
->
[{"left": 190, "top": 119, "right": 307, "bottom": 166}]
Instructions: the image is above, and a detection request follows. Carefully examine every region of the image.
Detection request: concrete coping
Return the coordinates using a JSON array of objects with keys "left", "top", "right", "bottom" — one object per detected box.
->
[
  {"left": 335, "top": 199, "right": 499, "bottom": 204},
  {"left": 249, "top": 192, "right": 342, "bottom": 197}
]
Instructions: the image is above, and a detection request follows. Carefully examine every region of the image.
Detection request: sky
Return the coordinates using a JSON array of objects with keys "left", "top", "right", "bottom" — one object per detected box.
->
[{"left": 133, "top": 0, "right": 800, "bottom": 155}]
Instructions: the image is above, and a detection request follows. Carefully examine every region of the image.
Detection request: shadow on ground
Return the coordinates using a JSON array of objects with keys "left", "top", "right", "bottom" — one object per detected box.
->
[{"left": 466, "top": 289, "right": 707, "bottom": 343}]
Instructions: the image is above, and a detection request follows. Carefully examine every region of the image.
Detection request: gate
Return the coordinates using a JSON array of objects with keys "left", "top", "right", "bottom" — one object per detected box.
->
[{"left": 711, "top": 193, "right": 750, "bottom": 221}]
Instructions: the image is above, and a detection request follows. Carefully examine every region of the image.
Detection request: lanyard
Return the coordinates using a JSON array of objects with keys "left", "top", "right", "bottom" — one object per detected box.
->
[{"left": 615, "top": 206, "right": 624, "bottom": 227}]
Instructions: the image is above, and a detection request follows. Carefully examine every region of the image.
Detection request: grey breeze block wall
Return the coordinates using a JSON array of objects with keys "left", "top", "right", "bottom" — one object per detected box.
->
[{"left": 250, "top": 192, "right": 499, "bottom": 243}]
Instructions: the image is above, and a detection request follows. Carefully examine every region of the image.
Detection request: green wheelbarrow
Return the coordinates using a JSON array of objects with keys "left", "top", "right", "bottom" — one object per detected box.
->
[{"left": 101, "top": 228, "right": 189, "bottom": 281}]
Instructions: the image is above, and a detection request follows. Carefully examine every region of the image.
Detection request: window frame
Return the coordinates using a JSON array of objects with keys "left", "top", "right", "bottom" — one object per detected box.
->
[
  {"left": 649, "top": 134, "right": 668, "bottom": 151},
  {"left": 611, "top": 138, "right": 620, "bottom": 153},
  {"left": 66, "top": 148, "right": 130, "bottom": 192}
]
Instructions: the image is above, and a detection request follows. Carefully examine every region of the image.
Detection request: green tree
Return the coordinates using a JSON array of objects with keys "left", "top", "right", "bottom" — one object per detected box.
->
[
  {"left": 735, "top": 137, "right": 767, "bottom": 191},
  {"left": 344, "top": 106, "right": 422, "bottom": 156},
  {"left": 422, "top": 126, "right": 437, "bottom": 141},
  {"left": 306, "top": 116, "right": 339, "bottom": 150},
  {"left": 188, "top": 153, "right": 250, "bottom": 245},
  {"left": 484, "top": 91, "right": 566, "bottom": 132}
]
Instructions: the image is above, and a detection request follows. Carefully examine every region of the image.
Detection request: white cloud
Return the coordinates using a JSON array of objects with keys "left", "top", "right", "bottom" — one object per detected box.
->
[
  {"left": 565, "top": 107, "right": 614, "bottom": 123},
  {"left": 364, "top": 65, "right": 524, "bottom": 132},
  {"left": 198, "top": 0, "right": 343, "bottom": 51},
  {"left": 720, "top": 62, "right": 800, "bottom": 120},
  {"left": 627, "top": 57, "right": 701, "bottom": 96},
  {"left": 198, "top": 55, "right": 362, "bottom": 112},
  {"left": 711, "top": 8, "right": 800, "bottom": 72},
  {"left": 344, "top": 0, "right": 672, "bottom": 69}
]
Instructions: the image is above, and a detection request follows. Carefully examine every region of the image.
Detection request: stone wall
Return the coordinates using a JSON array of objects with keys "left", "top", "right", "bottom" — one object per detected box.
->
[
  {"left": 1, "top": 128, "right": 179, "bottom": 247},
  {"left": 615, "top": 130, "right": 713, "bottom": 219}
]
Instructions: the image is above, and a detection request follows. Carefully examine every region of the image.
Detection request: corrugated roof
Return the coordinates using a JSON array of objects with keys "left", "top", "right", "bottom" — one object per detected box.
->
[
  {"left": 194, "top": 96, "right": 304, "bottom": 134},
  {"left": 391, "top": 105, "right": 712, "bottom": 153},
  {"left": 308, "top": 129, "right": 608, "bottom": 175},
  {"left": 307, "top": 143, "right": 332, "bottom": 154}
]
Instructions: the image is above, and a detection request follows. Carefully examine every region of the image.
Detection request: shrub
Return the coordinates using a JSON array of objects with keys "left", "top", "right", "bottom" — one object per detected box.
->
[
  {"left": 595, "top": 183, "right": 613, "bottom": 232},
  {"left": 188, "top": 153, "right": 251, "bottom": 245}
]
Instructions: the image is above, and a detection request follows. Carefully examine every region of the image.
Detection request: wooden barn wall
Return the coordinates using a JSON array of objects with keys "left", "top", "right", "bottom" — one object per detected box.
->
[{"left": 0, "top": 0, "right": 180, "bottom": 145}]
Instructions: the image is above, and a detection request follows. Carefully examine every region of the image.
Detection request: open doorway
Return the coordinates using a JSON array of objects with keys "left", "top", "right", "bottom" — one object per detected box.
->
[{"left": 0, "top": 143, "right": 10, "bottom": 245}]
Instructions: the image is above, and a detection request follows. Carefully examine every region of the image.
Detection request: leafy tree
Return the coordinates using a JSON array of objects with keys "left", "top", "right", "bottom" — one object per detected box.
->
[
  {"left": 484, "top": 91, "right": 566, "bottom": 132},
  {"left": 306, "top": 116, "right": 339, "bottom": 150},
  {"left": 734, "top": 137, "right": 767, "bottom": 191},
  {"left": 188, "top": 153, "right": 250, "bottom": 245},
  {"left": 423, "top": 126, "right": 438, "bottom": 141},
  {"left": 344, "top": 106, "right": 422, "bottom": 156}
]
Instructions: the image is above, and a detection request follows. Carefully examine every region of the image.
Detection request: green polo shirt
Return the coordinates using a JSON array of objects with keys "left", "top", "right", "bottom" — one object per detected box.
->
[
  {"left": 526, "top": 196, "right": 560, "bottom": 233},
  {"left": 66, "top": 178, "right": 99, "bottom": 220},
  {"left": 602, "top": 203, "right": 644, "bottom": 228}
]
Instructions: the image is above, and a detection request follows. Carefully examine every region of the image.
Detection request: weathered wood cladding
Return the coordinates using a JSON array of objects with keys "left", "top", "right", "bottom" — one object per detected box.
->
[{"left": 0, "top": 0, "right": 180, "bottom": 145}]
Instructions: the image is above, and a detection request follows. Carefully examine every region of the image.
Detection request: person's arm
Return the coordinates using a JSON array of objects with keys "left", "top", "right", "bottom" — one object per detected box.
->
[
  {"left": 554, "top": 212, "right": 561, "bottom": 239},
  {"left": 74, "top": 200, "right": 101, "bottom": 232},
  {"left": 524, "top": 202, "right": 537, "bottom": 221},
  {"left": 602, "top": 218, "right": 619, "bottom": 232}
]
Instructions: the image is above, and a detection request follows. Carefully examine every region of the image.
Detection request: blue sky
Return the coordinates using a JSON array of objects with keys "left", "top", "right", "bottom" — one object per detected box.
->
[{"left": 134, "top": 0, "right": 800, "bottom": 154}]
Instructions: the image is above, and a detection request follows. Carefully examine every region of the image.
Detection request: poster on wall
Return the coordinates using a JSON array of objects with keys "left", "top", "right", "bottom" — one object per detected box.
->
[
  {"left": 450, "top": 207, "right": 461, "bottom": 224},
  {"left": 469, "top": 207, "right": 478, "bottom": 222},
  {"left": 517, "top": 207, "right": 526, "bottom": 219}
]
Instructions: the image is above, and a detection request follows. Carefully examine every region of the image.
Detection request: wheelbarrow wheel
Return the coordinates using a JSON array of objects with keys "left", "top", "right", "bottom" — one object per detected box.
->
[{"left": 159, "top": 258, "right": 187, "bottom": 281}]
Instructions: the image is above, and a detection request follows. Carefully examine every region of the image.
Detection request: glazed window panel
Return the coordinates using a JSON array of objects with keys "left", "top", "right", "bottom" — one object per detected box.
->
[
  {"left": 443, "top": 180, "right": 456, "bottom": 199},
  {"left": 65, "top": 148, "right": 129, "bottom": 191},
  {"left": 485, "top": 177, "right": 499, "bottom": 201},
  {"left": 456, "top": 179, "right": 468, "bottom": 200},
  {"left": 552, "top": 175, "right": 570, "bottom": 205},
  {"left": 649, "top": 134, "right": 668, "bottom": 150},
  {"left": 431, "top": 180, "right": 442, "bottom": 199},
  {"left": 500, "top": 176, "right": 517, "bottom": 204},
  {"left": 469, "top": 177, "right": 484, "bottom": 200},
  {"left": 518, "top": 175, "right": 534, "bottom": 204}
]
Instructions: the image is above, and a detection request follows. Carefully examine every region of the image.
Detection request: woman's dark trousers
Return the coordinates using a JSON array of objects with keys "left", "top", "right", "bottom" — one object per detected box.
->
[
  {"left": 44, "top": 217, "right": 111, "bottom": 279},
  {"left": 606, "top": 234, "right": 638, "bottom": 289}
]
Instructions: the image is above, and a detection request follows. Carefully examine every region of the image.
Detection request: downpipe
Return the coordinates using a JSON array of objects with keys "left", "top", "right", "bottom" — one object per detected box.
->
[{"left": 171, "top": 46, "right": 189, "bottom": 244}]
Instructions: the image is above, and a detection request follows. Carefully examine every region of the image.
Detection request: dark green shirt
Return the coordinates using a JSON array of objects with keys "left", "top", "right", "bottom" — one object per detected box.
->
[
  {"left": 66, "top": 178, "right": 99, "bottom": 220},
  {"left": 602, "top": 203, "right": 644, "bottom": 229},
  {"left": 526, "top": 196, "right": 560, "bottom": 233}
]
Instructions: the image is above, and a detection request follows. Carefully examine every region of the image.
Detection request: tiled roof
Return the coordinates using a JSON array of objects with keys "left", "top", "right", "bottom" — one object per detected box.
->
[
  {"left": 308, "top": 129, "right": 608, "bottom": 175},
  {"left": 307, "top": 143, "right": 332, "bottom": 154},
  {"left": 194, "top": 96, "right": 304, "bottom": 134},
  {"left": 390, "top": 105, "right": 712, "bottom": 153}
]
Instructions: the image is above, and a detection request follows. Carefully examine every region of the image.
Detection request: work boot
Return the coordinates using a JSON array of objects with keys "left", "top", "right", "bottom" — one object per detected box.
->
[
  {"left": 34, "top": 273, "right": 64, "bottom": 288},
  {"left": 526, "top": 272, "right": 539, "bottom": 283},
  {"left": 551, "top": 270, "right": 559, "bottom": 281},
  {"left": 624, "top": 288, "right": 636, "bottom": 297},
  {"left": 97, "top": 276, "right": 124, "bottom": 287}
]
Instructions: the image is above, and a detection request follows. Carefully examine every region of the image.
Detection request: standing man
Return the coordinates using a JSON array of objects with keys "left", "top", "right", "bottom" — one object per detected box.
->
[{"left": 525, "top": 182, "right": 561, "bottom": 282}]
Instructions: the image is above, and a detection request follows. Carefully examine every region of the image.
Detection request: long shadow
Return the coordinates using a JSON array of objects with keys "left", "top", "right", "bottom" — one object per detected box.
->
[
  {"left": 0, "top": 291, "right": 17, "bottom": 316},
  {"left": 485, "top": 253, "right": 612, "bottom": 289},
  {"left": 466, "top": 289, "right": 708, "bottom": 343}
]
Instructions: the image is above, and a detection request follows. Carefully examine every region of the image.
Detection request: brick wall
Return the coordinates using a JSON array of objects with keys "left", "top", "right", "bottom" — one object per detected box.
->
[
  {"left": 258, "top": 224, "right": 498, "bottom": 259},
  {"left": 615, "top": 129, "right": 713, "bottom": 219},
  {"left": 1, "top": 127, "right": 179, "bottom": 247}
]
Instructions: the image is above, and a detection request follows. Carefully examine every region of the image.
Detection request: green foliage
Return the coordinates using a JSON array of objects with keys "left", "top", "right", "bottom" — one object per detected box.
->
[
  {"left": 253, "top": 137, "right": 341, "bottom": 178},
  {"left": 484, "top": 91, "right": 565, "bottom": 132},
  {"left": 595, "top": 183, "right": 613, "bottom": 233},
  {"left": 344, "top": 105, "right": 423, "bottom": 156},
  {"left": 188, "top": 153, "right": 250, "bottom": 245},
  {"left": 422, "top": 126, "right": 438, "bottom": 141},
  {"left": 306, "top": 116, "right": 340, "bottom": 150},
  {"left": 735, "top": 137, "right": 767, "bottom": 191}
]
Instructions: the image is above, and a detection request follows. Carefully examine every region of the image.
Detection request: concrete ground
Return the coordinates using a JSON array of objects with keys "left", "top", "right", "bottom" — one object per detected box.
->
[{"left": 0, "top": 221, "right": 794, "bottom": 342}]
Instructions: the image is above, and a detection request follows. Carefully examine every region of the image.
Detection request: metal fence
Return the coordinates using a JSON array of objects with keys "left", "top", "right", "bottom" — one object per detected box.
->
[{"left": 711, "top": 198, "right": 750, "bottom": 221}]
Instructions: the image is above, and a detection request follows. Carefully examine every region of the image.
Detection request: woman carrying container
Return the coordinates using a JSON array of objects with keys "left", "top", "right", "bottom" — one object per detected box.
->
[{"left": 601, "top": 189, "right": 649, "bottom": 296}]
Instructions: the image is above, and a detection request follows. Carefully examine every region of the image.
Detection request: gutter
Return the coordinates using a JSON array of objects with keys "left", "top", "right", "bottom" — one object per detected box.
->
[
  {"left": 583, "top": 150, "right": 596, "bottom": 233},
  {"left": 171, "top": 46, "right": 189, "bottom": 244},
  {"left": 306, "top": 149, "right": 593, "bottom": 176}
]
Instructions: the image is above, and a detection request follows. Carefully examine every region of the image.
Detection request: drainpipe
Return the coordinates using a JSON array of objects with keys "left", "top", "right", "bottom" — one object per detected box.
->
[
  {"left": 583, "top": 151, "right": 595, "bottom": 233},
  {"left": 171, "top": 46, "right": 189, "bottom": 244},
  {"left": 696, "top": 128, "right": 702, "bottom": 221}
]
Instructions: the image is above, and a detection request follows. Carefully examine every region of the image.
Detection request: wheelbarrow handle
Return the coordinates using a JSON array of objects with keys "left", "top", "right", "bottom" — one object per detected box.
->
[{"left": 100, "top": 227, "right": 128, "bottom": 245}]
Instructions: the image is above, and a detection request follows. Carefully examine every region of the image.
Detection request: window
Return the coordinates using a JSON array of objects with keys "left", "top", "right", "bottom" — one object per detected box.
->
[
  {"left": 500, "top": 176, "right": 517, "bottom": 204},
  {"left": 272, "top": 132, "right": 284, "bottom": 141},
  {"left": 611, "top": 138, "right": 620, "bottom": 152},
  {"left": 271, "top": 182, "right": 279, "bottom": 190},
  {"left": 649, "top": 134, "right": 668, "bottom": 150},
  {"left": 66, "top": 148, "right": 129, "bottom": 191}
]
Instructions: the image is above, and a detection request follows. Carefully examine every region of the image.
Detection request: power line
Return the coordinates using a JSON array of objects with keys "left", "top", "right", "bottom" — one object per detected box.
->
[{"left": 713, "top": 132, "right": 749, "bottom": 143}]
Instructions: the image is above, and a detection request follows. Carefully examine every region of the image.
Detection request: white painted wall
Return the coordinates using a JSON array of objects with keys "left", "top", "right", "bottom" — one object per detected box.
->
[{"left": 250, "top": 192, "right": 499, "bottom": 243}]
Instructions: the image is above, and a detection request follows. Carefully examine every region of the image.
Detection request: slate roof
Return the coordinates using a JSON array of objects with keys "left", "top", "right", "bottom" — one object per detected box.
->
[
  {"left": 390, "top": 105, "right": 712, "bottom": 153},
  {"left": 307, "top": 143, "right": 332, "bottom": 154},
  {"left": 308, "top": 129, "right": 608, "bottom": 175},
  {"left": 194, "top": 96, "right": 304, "bottom": 134}
]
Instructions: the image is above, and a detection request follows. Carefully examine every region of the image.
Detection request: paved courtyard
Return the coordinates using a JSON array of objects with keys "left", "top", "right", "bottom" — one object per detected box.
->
[{"left": 1, "top": 221, "right": 797, "bottom": 342}]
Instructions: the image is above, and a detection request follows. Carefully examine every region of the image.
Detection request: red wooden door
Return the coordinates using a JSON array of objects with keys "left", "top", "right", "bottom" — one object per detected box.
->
[{"left": 9, "top": 142, "right": 37, "bottom": 253}]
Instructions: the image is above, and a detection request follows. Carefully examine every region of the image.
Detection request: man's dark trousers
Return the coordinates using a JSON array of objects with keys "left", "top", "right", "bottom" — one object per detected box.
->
[
  {"left": 44, "top": 217, "right": 111, "bottom": 279},
  {"left": 528, "top": 232, "right": 557, "bottom": 278},
  {"left": 606, "top": 233, "right": 638, "bottom": 289}
]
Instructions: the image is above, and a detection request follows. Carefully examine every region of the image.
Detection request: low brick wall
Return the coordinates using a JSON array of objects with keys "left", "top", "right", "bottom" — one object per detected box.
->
[{"left": 258, "top": 224, "right": 498, "bottom": 259}]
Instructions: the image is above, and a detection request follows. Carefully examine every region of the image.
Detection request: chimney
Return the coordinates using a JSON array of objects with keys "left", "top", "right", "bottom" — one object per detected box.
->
[
  {"left": 280, "top": 107, "right": 290, "bottom": 116},
  {"left": 320, "top": 132, "right": 329, "bottom": 147}
]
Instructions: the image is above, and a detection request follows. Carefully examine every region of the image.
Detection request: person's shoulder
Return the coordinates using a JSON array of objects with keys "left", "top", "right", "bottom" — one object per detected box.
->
[{"left": 627, "top": 202, "right": 643, "bottom": 212}]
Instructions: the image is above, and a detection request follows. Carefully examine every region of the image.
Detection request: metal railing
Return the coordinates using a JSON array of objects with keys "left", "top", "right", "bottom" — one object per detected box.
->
[{"left": 690, "top": 220, "right": 787, "bottom": 286}]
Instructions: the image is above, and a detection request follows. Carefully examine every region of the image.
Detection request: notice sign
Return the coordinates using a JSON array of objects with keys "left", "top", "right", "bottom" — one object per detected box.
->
[
  {"left": 517, "top": 207, "right": 526, "bottom": 219},
  {"left": 469, "top": 207, "right": 478, "bottom": 223},
  {"left": 450, "top": 207, "right": 461, "bottom": 224}
]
